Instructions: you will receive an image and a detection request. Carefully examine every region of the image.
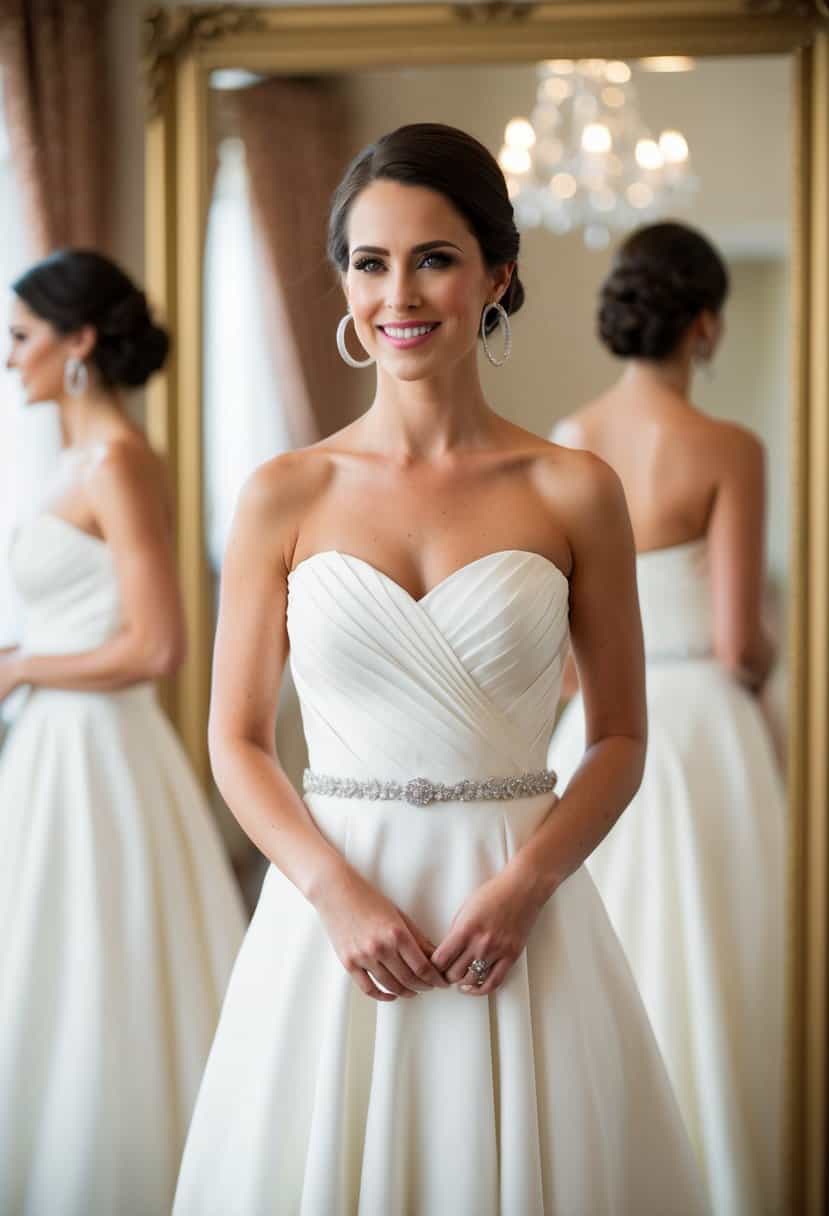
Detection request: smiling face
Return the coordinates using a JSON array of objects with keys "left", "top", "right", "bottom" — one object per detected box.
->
[
  {"left": 6, "top": 295, "right": 94, "bottom": 405},
  {"left": 343, "top": 179, "right": 513, "bottom": 382}
]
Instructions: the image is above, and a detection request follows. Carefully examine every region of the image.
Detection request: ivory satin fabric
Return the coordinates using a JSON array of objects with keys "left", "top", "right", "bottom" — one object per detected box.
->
[
  {"left": 0, "top": 497, "right": 246, "bottom": 1215},
  {"left": 550, "top": 539, "right": 786, "bottom": 1216},
  {"left": 174, "top": 549, "right": 707, "bottom": 1216}
]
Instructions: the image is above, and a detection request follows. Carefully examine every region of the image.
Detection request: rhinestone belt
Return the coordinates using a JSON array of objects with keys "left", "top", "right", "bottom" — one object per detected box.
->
[{"left": 302, "top": 768, "right": 558, "bottom": 807}]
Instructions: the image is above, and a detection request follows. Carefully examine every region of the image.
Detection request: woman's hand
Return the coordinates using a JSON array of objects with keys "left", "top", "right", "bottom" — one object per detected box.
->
[
  {"left": 431, "top": 862, "right": 547, "bottom": 996},
  {"left": 0, "top": 649, "right": 24, "bottom": 703},
  {"left": 314, "top": 863, "right": 449, "bottom": 1002}
]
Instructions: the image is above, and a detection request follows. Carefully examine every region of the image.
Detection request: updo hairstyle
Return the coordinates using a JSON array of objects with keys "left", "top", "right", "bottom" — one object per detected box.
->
[
  {"left": 598, "top": 222, "right": 729, "bottom": 360},
  {"left": 328, "top": 123, "right": 524, "bottom": 333},
  {"left": 12, "top": 249, "right": 170, "bottom": 389}
]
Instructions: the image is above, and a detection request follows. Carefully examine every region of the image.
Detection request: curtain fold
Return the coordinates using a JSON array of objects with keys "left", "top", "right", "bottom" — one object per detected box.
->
[
  {"left": 0, "top": 1, "right": 112, "bottom": 652},
  {"left": 236, "top": 76, "right": 361, "bottom": 445},
  {"left": 0, "top": 0, "right": 111, "bottom": 255}
]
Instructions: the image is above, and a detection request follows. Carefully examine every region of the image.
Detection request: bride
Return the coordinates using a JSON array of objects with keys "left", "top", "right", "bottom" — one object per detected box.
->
[
  {"left": 0, "top": 249, "right": 246, "bottom": 1215},
  {"left": 174, "top": 124, "right": 707, "bottom": 1215},
  {"left": 549, "top": 221, "right": 785, "bottom": 1216}
]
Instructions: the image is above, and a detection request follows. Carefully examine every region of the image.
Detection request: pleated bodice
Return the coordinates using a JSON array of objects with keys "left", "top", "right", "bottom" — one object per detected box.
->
[
  {"left": 10, "top": 513, "right": 120, "bottom": 656},
  {"left": 287, "top": 549, "right": 570, "bottom": 782}
]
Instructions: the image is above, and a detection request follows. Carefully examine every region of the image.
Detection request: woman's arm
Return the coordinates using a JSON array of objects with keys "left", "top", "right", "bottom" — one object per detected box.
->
[
  {"left": 8, "top": 442, "right": 185, "bottom": 695},
  {"left": 209, "top": 456, "right": 447, "bottom": 1002},
  {"left": 707, "top": 425, "right": 775, "bottom": 691},
  {"left": 433, "top": 453, "right": 646, "bottom": 993}
]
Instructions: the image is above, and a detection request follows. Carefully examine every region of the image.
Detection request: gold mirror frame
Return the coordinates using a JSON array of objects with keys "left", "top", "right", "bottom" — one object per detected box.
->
[{"left": 143, "top": 3, "right": 829, "bottom": 1209}]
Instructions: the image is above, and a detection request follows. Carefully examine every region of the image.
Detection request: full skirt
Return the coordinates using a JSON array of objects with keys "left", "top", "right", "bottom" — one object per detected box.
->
[
  {"left": 549, "top": 659, "right": 786, "bottom": 1216},
  {"left": 0, "top": 685, "right": 247, "bottom": 1216},
  {"left": 174, "top": 790, "right": 707, "bottom": 1215}
]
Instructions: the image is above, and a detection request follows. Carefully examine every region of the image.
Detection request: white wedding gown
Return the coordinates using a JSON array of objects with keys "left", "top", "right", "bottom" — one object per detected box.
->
[
  {"left": 0, "top": 491, "right": 247, "bottom": 1215},
  {"left": 175, "top": 549, "right": 707, "bottom": 1215},
  {"left": 549, "top": 538, "right": 786, "bottom": 1216}
]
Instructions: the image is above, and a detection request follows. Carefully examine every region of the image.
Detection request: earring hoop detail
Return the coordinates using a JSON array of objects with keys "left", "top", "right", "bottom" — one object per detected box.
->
[
  {"left": 336, "top": 313, "right": 374, "bottom": 369},
  {"left": 480, "top": 302, "right": 512, "bottom": 367},
  {"left": 64, "top": 357, "right": 88, "bottom": 397}
]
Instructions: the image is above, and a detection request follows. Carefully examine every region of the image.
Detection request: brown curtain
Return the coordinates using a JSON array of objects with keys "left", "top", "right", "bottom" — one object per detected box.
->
[
  {"left": 236, "top": 77, "right": 361, "bottom": 445},
  {"left": 0, "top": 0, "right": 111, "bottom": 254}
]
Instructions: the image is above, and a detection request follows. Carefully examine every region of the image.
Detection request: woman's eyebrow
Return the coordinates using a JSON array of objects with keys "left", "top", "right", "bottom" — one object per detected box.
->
[{"left": 351, "top": 239, "right": 463, "bottom": 256}]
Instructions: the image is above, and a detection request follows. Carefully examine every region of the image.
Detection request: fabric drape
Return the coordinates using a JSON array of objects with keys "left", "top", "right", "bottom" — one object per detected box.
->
[
  {"left": 236, "top": 76, "right": 362, "bottom": 445},
  {"left": 0, "top": 0, "right": 110, "bottom": 255}
]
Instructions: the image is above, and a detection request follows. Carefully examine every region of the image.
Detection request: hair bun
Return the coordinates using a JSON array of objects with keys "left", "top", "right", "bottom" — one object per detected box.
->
[
  {"left": 94, "top": 289, "right": 170, "bottom": 388},
  {"left": 597, "top": 222, "right": 729, "bottom": 361},
  {"left": 598, "top": 261, "right": 698, "bottom": 359},
  {"left": 11, "top": 249, "right": 171, "bottom": 391}
]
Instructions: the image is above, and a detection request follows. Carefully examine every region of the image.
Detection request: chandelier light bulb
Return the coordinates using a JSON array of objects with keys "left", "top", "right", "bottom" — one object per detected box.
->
[
  {"left": 635, "top": 138, "right": 663, "bottom": 170},
  {"left": 499, "top": 145, "right": 532, "bottom": 175},
  {"left": 579, "top": 58, "right": 607, "bottom": 78},
  {"left": 510, "top": 58, "right": 698, "bottom": 246},
  {"left": 659, "top": 129, "right": 689, "bottom": 163},
  {"left": 550, "top": 172, "right": 578, "bottom": 199},
  {"left": 505, "top": 118, "right": 537, "bottom": 150},
  {"left": 540, "top": 77, "right": 572, "bottom": 102},
  {"left": 582, "top": 123, "right": 612, "bottom": 154},
  {"left": 544, "top": 59, "right": 574, "bottom": 75},
  {"left": 605, "top": 61, "right": 631, "bottom": 84},
  {"left": 601, "top": 86, "right": 626, "bottom": 109}
]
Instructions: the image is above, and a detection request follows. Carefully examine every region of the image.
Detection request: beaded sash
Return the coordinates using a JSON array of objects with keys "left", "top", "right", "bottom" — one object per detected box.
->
[{"left": 302, "top": 768, "right": 558, "bottom": 808}]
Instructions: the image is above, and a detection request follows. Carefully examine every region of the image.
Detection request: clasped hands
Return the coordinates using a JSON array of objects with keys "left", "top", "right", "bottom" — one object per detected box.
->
[{"left": 316, "top": 861, "right": 548, "bottom": 1002}]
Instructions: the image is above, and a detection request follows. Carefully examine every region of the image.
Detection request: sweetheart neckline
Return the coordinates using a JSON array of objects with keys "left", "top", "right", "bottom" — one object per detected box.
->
[{"left": 288, "top": 548, "right": 569, "bottom": 606}]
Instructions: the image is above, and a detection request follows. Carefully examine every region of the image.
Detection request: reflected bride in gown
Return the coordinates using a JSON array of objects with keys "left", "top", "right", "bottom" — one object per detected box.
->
[
  {"left": 550, "top": 539, "right": 785, "bottom": 1215},
  {"left": 548, "top": 221, "right": 786, "bottom": 1216},
  {"left": 0, "top": 250, "right": 246, "bottom": 1216}
]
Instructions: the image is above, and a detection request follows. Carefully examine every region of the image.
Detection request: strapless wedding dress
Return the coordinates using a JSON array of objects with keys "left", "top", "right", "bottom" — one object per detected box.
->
[
  {"left": 174, "top": 549, "right": 707, "bottom": 1215},
  {"left": 549, "top": 538, "right": 786, "bottom": 1216},
  {"left": 0, "top": 504, "right": 247, "bottom": 1215}
]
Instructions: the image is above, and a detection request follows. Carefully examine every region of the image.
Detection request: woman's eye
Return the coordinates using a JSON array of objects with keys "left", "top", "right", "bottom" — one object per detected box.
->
[
  {"left": 353, "top": 257, "right": 384, "bottom": 273},
  {"left": 419, "top": 252, "right": 453, "bottom": 269}
]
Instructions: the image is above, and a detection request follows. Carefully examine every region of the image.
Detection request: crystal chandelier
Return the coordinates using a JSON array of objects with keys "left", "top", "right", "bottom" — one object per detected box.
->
[{"left": 499, "top": 59, "right": 697, "bottom": 249}]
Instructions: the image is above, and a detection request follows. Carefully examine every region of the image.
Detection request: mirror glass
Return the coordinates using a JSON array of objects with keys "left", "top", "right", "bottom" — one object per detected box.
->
[{"left": 201, "top": 51, "right": 791, "bottom": 1210}]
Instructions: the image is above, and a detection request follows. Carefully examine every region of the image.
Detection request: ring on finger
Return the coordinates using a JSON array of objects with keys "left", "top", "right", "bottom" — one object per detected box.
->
[{"left": 468, "top": 958, "right": 491, "bottom": 986}]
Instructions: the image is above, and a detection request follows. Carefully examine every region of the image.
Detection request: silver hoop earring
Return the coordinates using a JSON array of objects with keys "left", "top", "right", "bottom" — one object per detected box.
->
[
  {"left": 336, "top": 313, "right": 374, "bottom": 369},
  {"left": 64, "top": 357, "right": 88, "bottom": 397},
  {"left": 694, "top": 343, "right": 715, "bottom": 382},
  {"left": 480, "top": 302, "right": 512, "bottom": 367}
]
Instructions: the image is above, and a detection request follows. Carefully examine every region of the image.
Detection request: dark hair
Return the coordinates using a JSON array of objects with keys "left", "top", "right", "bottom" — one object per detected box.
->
[
  {"left": 328, "top": 123, "right": 524, "bottom": 332},
  {"left": 12, "top": 249, "right": 170, "bottom": 389},
  {"left": 598, "top": 222, "right": 729, "bottom": 360}
]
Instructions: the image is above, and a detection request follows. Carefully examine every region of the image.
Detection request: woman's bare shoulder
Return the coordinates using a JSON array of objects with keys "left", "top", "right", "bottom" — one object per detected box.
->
[
  {"left": 684, "top": 411, "right": 765, "bottom": 476},
  {"left": 241, "top": 446, "right": 337, "bottom": 518},
  {"left": 527, "top": 441, "right": 627, "bottom": 549}
]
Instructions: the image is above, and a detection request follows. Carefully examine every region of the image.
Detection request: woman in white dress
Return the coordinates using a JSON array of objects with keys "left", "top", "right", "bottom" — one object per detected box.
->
[
  {"left": 174, "top": 125, "right": 707, "bottom": 1215},
  {"left": 0, "top": 250, "right": 247, "bottom": 1216},
  {"left": 549, "top": 222, "right": 786, "bottom": 1216}
]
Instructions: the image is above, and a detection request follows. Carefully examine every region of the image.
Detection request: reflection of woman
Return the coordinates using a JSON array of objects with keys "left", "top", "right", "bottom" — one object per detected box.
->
[
  {"left": 0, "top": 251, "right": 246, "bottom": 1215},
  {"left": 175, "top": 125, "right": 706, "bottom": 1215},
  {"left": 549, "top": 223, "right": 785, "bottom": 1216}
]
